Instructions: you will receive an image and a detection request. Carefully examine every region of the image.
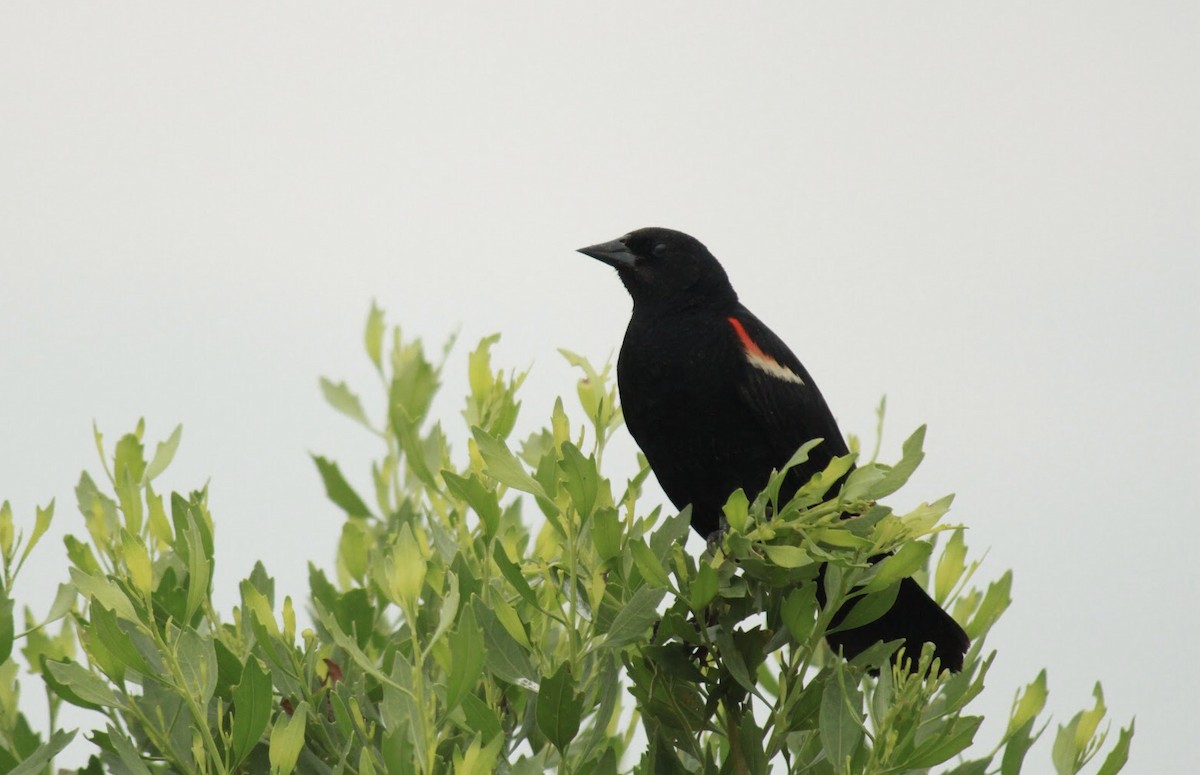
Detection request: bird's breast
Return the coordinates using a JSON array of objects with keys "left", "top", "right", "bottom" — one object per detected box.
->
[{"left": 616, "top": 318, "right": 776, "bottom": 532}]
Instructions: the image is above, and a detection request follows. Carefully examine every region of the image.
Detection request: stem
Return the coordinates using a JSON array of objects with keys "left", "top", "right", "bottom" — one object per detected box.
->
[
  {"left": 765, "top": 645, "right": 806, "bottom": 758},
  {"left": 724, "top": 698, "right": 750, "bottom": 775},
  {"left": 408, "top": 616, "right": 437, "bottom": 775},
  {"left": 566, "top": 537, "right": 580, "bottom": 664},
  {"left": 163, "top": 647, "right": 229, "bottom": 774}
]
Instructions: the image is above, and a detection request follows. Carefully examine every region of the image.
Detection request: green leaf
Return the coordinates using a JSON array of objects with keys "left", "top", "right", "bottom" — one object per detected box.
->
[
  {"left": 459, "top": 692, "right": 503, "bottom": 742},
  {"left": 968, "top": 570, "right": 1012, "bottom": 639},
  {"left": 736, "top": 711, "right": 770, "bottom": 775},
  {"left": 213, "top": 637, "right": 243, "bottom": 695},
  {"left": 242, "top": 582, "right": 280, "bottom": 639},
  {"left": 1094, "top": 719, "right": 1134, "bottom": 775},
  {"left": 819, "top": 664, "right": 863, "bottom": 769},
  {"left": 69, "top": 568, "right": 137, "bottom": 622},
  {"left": 320, "top": 378, "right": 374, "bottom": 431},
  {"left": 0, "top": 500, "right": 11, "bottom": 559},
  {"left": 781, "top": 585, "right": 818, "bottom": 643},
  {"left": 8, "top": 730, "right": 76, "bottom": 775},
  {"left": 121, "top": 529, "right": 153, "bottom": 598},
  {"left": 713, "top": 627, "right": 759, "bottom": 695},
  {"left": 907, "top": 715, "right": 983, "bottom": 767},
  {"left": 443, "top": 471, "right": 501, "bottom": 538},
  {"left": 79, "top": 615, "right": 125, "bottom": 685},
  {"left": 591, "top": 507, "right": 622, "bottom": 562},
  {"left": 838, "top": 465, "right": 887, "bottom": 503},
  {"left": 88, "top": 603, "right": 151, "bottom": 678},
  {"left": 313, "top": 601, "right": 406, "bottom": 694},
  {"left": 580, "top": 653, "right": 622, "bottom": 755},
  {"left": 182, "top": 508, "right": 212, "bottom": 625},
  {"left": 935, "top": 528, "right": 968, "bottom": 604},
  {"left": 1001, "top": 717, "right": 1043, "bottom": 775},
  {"left": 847, "top": 638, "right": 903, "bottom": 673},
  {"left": 247, "top": 558, "right": 275, "bottom": 605},
  {"left": 388, "top": 333, "right": 439, "bottom": 424},
  {"left": 45, "top": 659, "right": 123, "bottom": 709},
  {"left": 25, "top": 582, "right": 76, "bottom": 631},
  {"left": 602, "top": 586, "right": 665, "bottom": 649},
  {"left": 559, "top": 442, "right": 599, "bottom": 518},
  {"left": 176, "top": 627, "right": 218, "bottom": 705},
  {"left": 113, "top": 431, "right": 147, "bottom": 533},
  {"left": 1007, "top": 670, "right": 1048, "bottom": 737},
  {"left": 492, "top": 593, "right": 532, "bottom": 649},
  {"left": 107, "top": 725, "right": 155, "bottom": 775},
  {"left": 429, "top": 571, "right": 461, "bottom": 650},
  {"left": 863, "top": 542, "right": 933, "bottom": 593},
  {"left": 809, "top": 526, "right": 872, "bottom": 549},
  {"left": 755, "top": 438, "right": 823, "bottom": 509},
  {"left": 467, "top": 333, "right": 496, "bottom": 396},
  {"left": 17, "top": 499, "right": 55, "bottom": 571},
  {"left": 337, "top": 520, "right": 371, "bottom": 584},
  {"left": 359, "top": 748, "right": 379, "bottom": 775},
  {"left": 76, "top": 471, "right": 119, "bottom": 549},
  {"left": 385, "top": 523, "right": 426, "bottom": 609},
  {"left": 142, "top": 424, "right": 183, "bottom": 485},
  {"left": 231, "top": 657, "right": 272, "bottom": 767},
  {"left": 723, "top": 488, "right": 749, "bottom": 533},
  {"left": 828, "top": 582, "right": 900, "bottom": 634},
  {"left": 471, "top": 427, "right": 549, "bottom": 500},
  {"left": 795, "top": 451, "right": 858, "bottom": 506},
  {"left": 1053, "top": 682, "right": 1113, "bottom": 774},
  {"left": 649, "top": 508, "right": 692, "bottom": 560},
  {"left": 456, "top": 733, "right": 505, "bottom": 775},
  {"left": 146, "top": 485, "right": 173, "bottom": 546},
  {"left": 630, "top": 538, "right": 671, "bottom": 590},
  {"left": 944, "top": 759, "right": 992, "bottom": 775},
  {"left": 0, "top": 588, "right": 12, "bottom": 664},
  {"left": 897, "top": 494, "right": 955, "bottom": 536},
  {"left": 763, "top": 543, "right": 812, "bottom": 569},
  {"left": 1074, "top": 682, "right": 1108, "bottom": 751},
  {"left": 312, "top": 455, "right": 374, "bottom": 518},
  {"left": 447, "top": 606, "right": 486, "bottom": 711},
  {"left": 690, "top": 562, "right": 719, "bottom": 610},
  {"left": 365, "top": 303, "right": 385, "bottom": 370},
  {"left": 64, "top": 535, "right": 101, "bottom": 577},
  {"left": 536, "top": 662, "right": 583, "bottom": 752},
  {"left": 471, "top": 596, "right": 537, "bottom": 687},
  {"left": 268, "top": 702, "right": 308, "bottom": 775},
  {"left": 867, "top": 425, "right": 926, "bottom": 499},
  {"left": 1052, "top": 717, "right": 1079, "bottom": 775},
  {"left": 491, "top": 542, "right": 537, "bottom": 609}
]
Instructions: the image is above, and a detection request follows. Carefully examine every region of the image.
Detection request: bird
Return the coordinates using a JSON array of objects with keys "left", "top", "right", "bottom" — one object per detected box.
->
[{"left": 578, "top": 226, "right": 969, "bottom": 672}]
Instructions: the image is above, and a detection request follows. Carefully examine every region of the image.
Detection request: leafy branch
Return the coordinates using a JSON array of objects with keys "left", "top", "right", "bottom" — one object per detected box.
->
[{"left": 0, "top": 304, "right": 1132, "bottom": 774}]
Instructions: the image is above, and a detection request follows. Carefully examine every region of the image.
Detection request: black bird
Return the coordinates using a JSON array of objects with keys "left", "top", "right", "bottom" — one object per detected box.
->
[{"left": 579, "top": 227, "right": 969, "bottom": 672}]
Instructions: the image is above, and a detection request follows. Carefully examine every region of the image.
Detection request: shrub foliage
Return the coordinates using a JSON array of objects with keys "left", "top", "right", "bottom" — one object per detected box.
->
[{"left": 0, "top": 306, "right": 1132, "bottom": 773}]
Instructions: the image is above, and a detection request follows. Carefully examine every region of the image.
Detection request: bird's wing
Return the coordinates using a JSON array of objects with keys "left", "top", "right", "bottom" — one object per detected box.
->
[{"left": 724, "top": 310, "right": 851, "bottom": 477}]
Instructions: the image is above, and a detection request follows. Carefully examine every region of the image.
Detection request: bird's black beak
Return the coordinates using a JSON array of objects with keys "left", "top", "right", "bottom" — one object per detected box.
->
[{"left": 577, "top": 239, "right": 638, "bottom": 270}]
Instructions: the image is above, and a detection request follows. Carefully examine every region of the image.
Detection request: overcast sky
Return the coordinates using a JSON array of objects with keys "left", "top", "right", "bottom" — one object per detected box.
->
[{"left": 1, "top": 3, "right": 1196, "bottom": 771}]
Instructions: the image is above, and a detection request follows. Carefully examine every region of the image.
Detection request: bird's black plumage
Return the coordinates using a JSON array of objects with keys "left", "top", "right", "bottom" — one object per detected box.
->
[{"left": 579, "top": 226, "right": 969, "bottom": 672}]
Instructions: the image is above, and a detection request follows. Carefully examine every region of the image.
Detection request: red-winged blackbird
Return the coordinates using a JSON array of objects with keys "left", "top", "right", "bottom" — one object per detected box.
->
[{"left": 579, "top": 227, "right": 969, "bottom": 672}]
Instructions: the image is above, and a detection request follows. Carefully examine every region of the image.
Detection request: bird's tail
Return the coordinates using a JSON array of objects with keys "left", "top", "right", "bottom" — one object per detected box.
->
[{"left": 825, "top": 576, "right": 970, "bottom": 673}]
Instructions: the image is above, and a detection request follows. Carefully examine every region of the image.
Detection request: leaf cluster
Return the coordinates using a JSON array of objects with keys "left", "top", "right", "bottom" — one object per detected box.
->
[{"left": 0, "top": 305, "right": 1133, "bottom": 774}]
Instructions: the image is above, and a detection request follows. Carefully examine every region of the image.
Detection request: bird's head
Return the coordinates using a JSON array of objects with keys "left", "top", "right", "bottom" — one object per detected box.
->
[{"left": 578, "top": 227, "right": 737, "bottom": 310}]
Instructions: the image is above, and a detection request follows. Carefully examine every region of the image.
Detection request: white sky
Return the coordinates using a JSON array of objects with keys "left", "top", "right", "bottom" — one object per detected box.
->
[{"left": 1, "top": 3, "right": 1196, "bottom": 771}]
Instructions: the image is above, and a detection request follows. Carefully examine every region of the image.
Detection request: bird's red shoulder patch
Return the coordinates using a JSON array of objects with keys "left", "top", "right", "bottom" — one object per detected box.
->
[{"left": 726, "top": 317, "right": 805, "bottom": 385}]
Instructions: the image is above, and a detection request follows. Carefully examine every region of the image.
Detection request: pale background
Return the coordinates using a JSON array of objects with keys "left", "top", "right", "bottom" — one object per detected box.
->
[{"left": 1, "top": 3, "right": 1195, "bottom": 771}]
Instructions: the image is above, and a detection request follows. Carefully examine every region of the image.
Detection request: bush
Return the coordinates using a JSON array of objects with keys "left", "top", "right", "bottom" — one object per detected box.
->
[{"left": 0, "top": 306, "right": 1132, "bottom": 773}]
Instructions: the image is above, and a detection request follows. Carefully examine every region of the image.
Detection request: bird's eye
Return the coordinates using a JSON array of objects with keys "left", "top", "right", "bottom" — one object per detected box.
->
[{"left": 652, "top": 243, "right": 667, "bottom": 257}]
